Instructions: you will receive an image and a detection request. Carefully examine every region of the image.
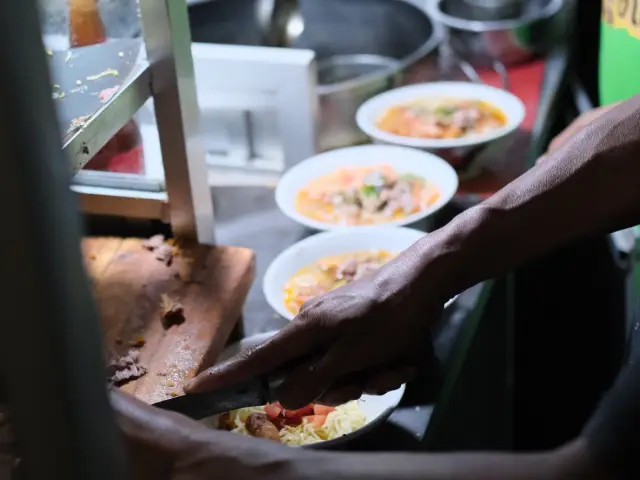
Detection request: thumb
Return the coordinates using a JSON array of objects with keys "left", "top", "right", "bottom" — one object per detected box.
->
[{"left": 185, "top": 320, "right": 323, "bottom": 394}]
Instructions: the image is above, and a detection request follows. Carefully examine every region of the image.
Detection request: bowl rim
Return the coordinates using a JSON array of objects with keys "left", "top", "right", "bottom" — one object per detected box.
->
[
  {"left": 426, "top": 0, "right": 564, "bottom": 32},
  {"left": 263, "top": 227, "right": 432, "bottom": 321},
  {"left": 355, "top": 81, "right": 526, "bottom": 149},
  {"left": 274, "top": 144, "right": 459, "bottom": 232},
  {"left": 205, "top": 330, "right": 406, "bottom": 448},
  {"left": 316, "top": 4, "right": 444, "bottom": 96}
]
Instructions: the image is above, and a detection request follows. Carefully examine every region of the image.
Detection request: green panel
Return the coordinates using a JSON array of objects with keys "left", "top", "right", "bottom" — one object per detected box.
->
[{"left": 599, "top": 14, "right": 640, "bottom": 105}]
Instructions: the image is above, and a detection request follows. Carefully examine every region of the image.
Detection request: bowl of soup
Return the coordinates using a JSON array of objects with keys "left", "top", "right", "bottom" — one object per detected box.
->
[
  {"left": 263, "top": 227, "right": 458, "bottom": 321},
  {"left": 275, "top": 145, "right": 458, "bottom": 231},
  {"left": 355, "top": 82, "right": 526, "bottom": 152}
]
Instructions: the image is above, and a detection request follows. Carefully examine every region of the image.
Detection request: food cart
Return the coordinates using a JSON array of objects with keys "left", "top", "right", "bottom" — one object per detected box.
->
[{"left": 2, "top": 0, "right": 634, "bottom": 477}]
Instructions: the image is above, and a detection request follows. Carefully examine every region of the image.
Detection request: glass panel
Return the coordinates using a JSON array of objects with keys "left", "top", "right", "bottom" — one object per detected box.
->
[{"left": 39, "top": 0, "right": 148, "bottom": 176}]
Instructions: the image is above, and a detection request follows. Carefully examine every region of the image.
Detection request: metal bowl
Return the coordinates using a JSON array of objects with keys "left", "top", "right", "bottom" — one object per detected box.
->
[
  {"left": 428, "top": 0, "right": 565, "bottom": 66},
  {"left": 188, "top": 0, "right": 442, "bottom": 151}
]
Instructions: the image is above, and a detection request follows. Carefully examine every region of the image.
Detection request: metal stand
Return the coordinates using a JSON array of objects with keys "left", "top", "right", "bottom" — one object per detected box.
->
[{"left": 59, "top": 1, "right": 215, "bottom": 243}]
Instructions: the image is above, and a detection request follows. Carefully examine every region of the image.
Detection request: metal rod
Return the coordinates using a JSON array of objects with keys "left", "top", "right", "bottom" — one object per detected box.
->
[
  {"left": 139, "top": 0, "right": 216, "bottom": 244},
  {"left": 0, "top": 1, "right": 127, "bottom": 479}
]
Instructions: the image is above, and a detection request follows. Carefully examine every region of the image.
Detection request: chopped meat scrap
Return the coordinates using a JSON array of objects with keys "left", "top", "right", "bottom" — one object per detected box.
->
[
  {"left": 160, "top": 294, "right": 185, "bottom": 329},
  {"left": 154, "top": 244, "right": 174, "bottom": 266},
  {"left": 142, "top": 234, "right": 165, "bottom": 251},
  {"left": 245, "top": 413, "right": 280, "bottom": 441},
  {"left": 107, "top": 349, "right": 147, "bottom": 386},
  {"left": 218, "top": 413, "right": 234, "bottom": 431}
]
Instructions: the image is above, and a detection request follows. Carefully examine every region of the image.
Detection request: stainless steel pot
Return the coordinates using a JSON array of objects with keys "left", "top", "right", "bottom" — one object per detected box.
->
[
  {"left": 428, "top": 0, "right": 565, "bottom": 66},
  {"left": 188, "top": 0, "right": 442, "bottom": 152}
]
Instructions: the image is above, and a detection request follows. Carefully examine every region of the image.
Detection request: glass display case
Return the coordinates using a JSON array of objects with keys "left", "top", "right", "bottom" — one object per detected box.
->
[{"left": 39, "top": 0, "right": 215, "bottom": 241}]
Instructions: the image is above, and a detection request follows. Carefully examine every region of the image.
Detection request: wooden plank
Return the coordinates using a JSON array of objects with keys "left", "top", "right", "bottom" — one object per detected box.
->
[{"left": 83, "top": 237, "right": 255, "bottom": 403}]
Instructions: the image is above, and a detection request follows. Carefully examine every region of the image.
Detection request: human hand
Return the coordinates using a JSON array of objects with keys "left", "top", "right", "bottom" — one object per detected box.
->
[
  {"left": 186, "top": 255, "right": 445, "bottom": 409},
  {"left": 112, "top": 390, "right": 296, "bottom": 480},
  {"left": 537, "top": 102, "right": 619, "bottom": 165}
]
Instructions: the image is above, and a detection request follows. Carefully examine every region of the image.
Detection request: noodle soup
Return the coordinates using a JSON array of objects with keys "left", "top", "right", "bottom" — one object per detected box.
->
[
  {"left": 295, "top": 164, "right": 440, "bottom": 226},
  {"left": 216, "top": 401, "right": 366, "bottom": 446},
  {"left": 284, "top": 250, "right": 395, "bottom": 316},
  {"left": 377, "top": 98, "right": 506, "bottom": 140}
]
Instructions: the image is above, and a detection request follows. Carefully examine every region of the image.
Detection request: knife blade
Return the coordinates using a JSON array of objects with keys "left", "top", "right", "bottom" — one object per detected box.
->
[{"left": 152, "top": 373, "right": 285, "bottom": 420}]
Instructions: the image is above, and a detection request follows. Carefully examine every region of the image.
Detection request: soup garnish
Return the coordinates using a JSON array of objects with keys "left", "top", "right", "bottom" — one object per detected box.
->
[
  {"left": 377, "top": 98, "right": 507, "bottom": 139},
  {"left": 295, "top": 164, "right": 439, "bottom": 226}
]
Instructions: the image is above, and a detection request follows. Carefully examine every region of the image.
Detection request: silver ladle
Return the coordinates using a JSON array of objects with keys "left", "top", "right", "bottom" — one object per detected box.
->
[{"left": 256, "top": 0, "right": 304, "bottom": 48}]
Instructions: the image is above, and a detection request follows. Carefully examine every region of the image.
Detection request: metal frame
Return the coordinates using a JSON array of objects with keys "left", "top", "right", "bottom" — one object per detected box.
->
[
  {"left": 191, "top": 42, "right": 317, "bottom": 174},
  {"left": 58, "top": 0, "right": 215, "bottom": 244},
  {"left": 64, "top": 58, "right": 152, "bottom": 173},
  {"left": 139, "top": 0, "right": 215, "bottom": 243}
]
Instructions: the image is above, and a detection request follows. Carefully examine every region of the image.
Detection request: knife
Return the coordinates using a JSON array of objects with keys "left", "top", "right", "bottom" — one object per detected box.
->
[{"left": 152, "top": 372, "right": 286, "bottom": 420}]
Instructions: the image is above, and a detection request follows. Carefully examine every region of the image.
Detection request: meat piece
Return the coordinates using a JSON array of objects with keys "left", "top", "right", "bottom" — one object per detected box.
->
[
  {"left": 353, "top": 261, "right": 383, "bottom": 281},
  {"left": 383, "top": 181, "right": 415, "bottom": 217},
  {"left": 142, "top": 234, "right": 165, "bottom": 251},
  {"left": 218, "top": 413, "right": 234, "bottom": 431},
  {"left": 336, "top": 259, "right": 358, "bottom": 281},
  {"left": 450, "top": 107, "right": 480, "bottom": 131},
  {"left": 98, "top": 86, "right": 119, "bottom": 104},
  {"left": 106, "top": 349, "right": 147, "bottom": 386},
  {"left": 154, "top": 244, "right": 174, "bottom": 266},
  {"left": 160, "top": 294, "right": 185, "bottom": 329},
  {"left": 245, "top": 413, "right": 280, "bottom": 441}
]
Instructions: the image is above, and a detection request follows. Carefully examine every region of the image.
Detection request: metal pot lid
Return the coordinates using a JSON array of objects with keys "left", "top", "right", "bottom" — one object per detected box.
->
[{"left": 427, "top": 0, "right": 564, "bottom": 32}]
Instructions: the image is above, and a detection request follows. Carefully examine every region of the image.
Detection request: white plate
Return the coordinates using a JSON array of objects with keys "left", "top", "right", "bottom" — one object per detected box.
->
[
  {"left": 264, "top": 227, "right": 426, "bottom": 321},
  {"left": 275, "top": 144, "right": 458, "bottom": 231},
  {"left": 201, "top": 331, "right": 405, "bottom": 449},
  {"left": 355, "top": 81, "right": 526, "bottom": 150}
]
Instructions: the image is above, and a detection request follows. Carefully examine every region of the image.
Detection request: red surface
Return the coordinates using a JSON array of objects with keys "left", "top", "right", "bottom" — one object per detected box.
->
[
  {"left": 456, "top": 60, "right": 545, "bottom": 199},
  {"left": 83, "top": 120, "right": 145, "bottom": 174}
]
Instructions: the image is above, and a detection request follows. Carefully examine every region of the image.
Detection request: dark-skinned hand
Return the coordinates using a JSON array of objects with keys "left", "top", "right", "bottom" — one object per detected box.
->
[
  {"left": 186, "top": 252, "right": 446, "bottom": 409},
  {"left": 537, "top": 102, "right": 619, "bottom": 164},
  {"left": 112, "top": 390, "right": 299, "bottom": 480}
]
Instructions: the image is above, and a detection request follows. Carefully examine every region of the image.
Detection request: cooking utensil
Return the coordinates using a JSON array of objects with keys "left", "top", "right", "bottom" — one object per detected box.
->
[
  {"left": 188, "top": 0, "right": 442, "bottom": 152},
  {"left": 428, "top": 0, "right": 565, "bottom": 66},
  {"left": 154, "top": 372, "right": 285, "bottom": 420},
  {"left": 199, "top": 332, "right": 406, "bottom": 449},
  {"left": 256, "top": 0, "right": 304, "bottom": 47}
]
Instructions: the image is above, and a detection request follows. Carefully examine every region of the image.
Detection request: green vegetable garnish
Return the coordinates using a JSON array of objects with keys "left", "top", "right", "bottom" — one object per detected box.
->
[
  {"left": 399, "top": 173, "right": 424, "bottom": 183},
  {"left": 361, "top": 185, "right": 378, "bottom": 197},
  {"left": 435, "top": 106, "right": 456, "bottom": 117}
]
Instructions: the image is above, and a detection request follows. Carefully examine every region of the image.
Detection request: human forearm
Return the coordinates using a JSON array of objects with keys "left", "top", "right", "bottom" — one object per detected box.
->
[
  {"left": 287, "top": 439, "right": 603, "bottom": 480},
  {"left": 405, "top": 95, "right": 640, "bottom": 301}
]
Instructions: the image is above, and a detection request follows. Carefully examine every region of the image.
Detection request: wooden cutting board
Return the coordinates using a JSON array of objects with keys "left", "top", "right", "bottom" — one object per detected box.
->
[{"left": 82, "top": 237, "right": 255, "bottom": 404}]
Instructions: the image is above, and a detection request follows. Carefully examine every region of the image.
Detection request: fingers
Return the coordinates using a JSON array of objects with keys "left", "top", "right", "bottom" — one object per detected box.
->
[
  {"left": 186, "top": 318, "right": 325, "bottom": 394},
  {"left": 278, "top": 363, "right": 416, "bottom": 409},
  {"left": 363, "top": 366, "right": 416, "bottom": 395},
  {"left": 274, "top": 333, "right": 374, "bottom": 408}
]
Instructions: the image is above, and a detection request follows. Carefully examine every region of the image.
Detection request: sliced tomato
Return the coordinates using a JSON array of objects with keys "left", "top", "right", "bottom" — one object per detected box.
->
[
  {"left": 283, "top": 404, "right": 314, "bottom": 419},
  {"left": 312, "top": 404, "right": 335, "bottom": 416},
  {"left": 303, "top": 414, "right": 327, "bottom": 427},
  {"left": 282, "top": 416, "right": 303, "bottom": 427},
  {"left": 271, "top": 416, "right": 287, "bottom": 430},
  {"left": 264, "top": 402, "right": 283, "bottom": 419}
]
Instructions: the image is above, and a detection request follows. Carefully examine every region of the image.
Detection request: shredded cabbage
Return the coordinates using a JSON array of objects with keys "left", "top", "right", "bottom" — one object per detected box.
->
[{"left": 221, "top": 401, "right": 366, "bottom": 446}]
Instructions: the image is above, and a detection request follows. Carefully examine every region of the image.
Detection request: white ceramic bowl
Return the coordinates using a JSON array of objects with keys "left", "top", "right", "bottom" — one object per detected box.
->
[
  {"left": 264, "top": 227, "right": 424, "bottom": 321},
  {"left": 355, "top": 81, "right": 526, "bottom": 150},
  {"left": 275, "top": 144, "right": 459, "bottom": 231},
  {"left": 201, "top": 331, "right": 405, "bottom": 449}
]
